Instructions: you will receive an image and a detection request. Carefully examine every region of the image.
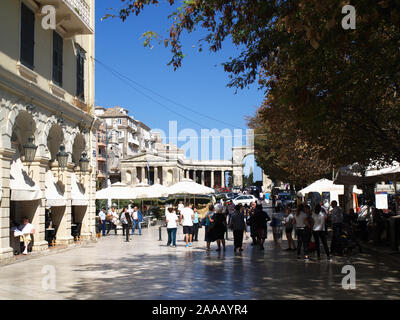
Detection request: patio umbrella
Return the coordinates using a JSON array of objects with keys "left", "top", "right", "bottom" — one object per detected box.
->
[
  {"left": 334, "top": 162, "right": 400, "bottom": 185},
  {"left": 297, "top": 179, "right": 362, "bottom": 197},
  {"left": 168, "top": 179, "right": 215, "bottom": 205},
  {"left": 96, "top": 182, "right": 137, "bottom": 200}
]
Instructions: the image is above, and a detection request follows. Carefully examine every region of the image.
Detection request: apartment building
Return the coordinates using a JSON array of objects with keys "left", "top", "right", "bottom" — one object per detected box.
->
[{"left": 0, "top": 0, "right": 99, "bottom": 260}]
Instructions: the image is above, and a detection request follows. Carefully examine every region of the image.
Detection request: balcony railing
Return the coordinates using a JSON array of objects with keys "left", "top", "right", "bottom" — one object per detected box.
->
[
  {"left": 65, "top": 0, "right": 91, "bottom": 28},
  {"left": 36, "top": 0, "right": 93, "bottom": 35}
]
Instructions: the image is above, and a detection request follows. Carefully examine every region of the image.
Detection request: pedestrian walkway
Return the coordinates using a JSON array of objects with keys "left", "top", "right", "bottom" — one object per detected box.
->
[{"left": 0, "top": 226, "right": 399, "bottom": 299}]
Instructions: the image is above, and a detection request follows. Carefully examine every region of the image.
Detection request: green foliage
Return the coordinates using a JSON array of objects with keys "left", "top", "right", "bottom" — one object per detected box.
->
[{"left": 112, "top": 0, "right": 400, "bottom": 177}]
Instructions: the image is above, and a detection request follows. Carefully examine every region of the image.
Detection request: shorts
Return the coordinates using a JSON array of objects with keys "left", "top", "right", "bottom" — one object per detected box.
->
[
  {"left": 285, "top": 227, "right": 293, "bottom": 234},
  {"left": 183, "top": 226, "right": 193, "bottom": 234}
]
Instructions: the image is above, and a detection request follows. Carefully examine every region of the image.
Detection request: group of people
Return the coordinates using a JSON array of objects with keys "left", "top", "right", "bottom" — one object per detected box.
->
[
  {"left": 98, "top": 204, "right": 144, "bottom": 242},
  {"left": 11, "top": 217, "right": 35, "bottom": 255},
  {"left": 270, "top": 200, "right": 354, "bottom": 261},
  {"left": 164, "top": 202, "right": 200, "bottom": 248}
]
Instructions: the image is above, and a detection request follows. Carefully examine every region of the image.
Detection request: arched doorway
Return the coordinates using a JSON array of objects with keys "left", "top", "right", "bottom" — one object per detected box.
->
[{"left": 9, "top": 111, "right": 41, "bottom": 254}]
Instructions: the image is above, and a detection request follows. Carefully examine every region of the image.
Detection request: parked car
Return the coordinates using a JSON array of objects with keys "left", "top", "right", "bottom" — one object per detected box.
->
[
  {"left": 276, "top": 192, "right": 293, "bottom": 208},
  {"left": 226, "top": 192, "right": 240, "bottom": 200},
  {"left": 232, "top": 195, "right": 258, "bottom": 206}
]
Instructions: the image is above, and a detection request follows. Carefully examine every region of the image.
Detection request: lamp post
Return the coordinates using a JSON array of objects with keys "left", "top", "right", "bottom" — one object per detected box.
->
[
  {"left": 23, "top": 136, "right": 37, "bottom": 163},
  {"left": 56, "top": 144, "right": 69, "bottom": 169},
  {"left": 79, "top": 151, "right": 90, "bottom": 172}
]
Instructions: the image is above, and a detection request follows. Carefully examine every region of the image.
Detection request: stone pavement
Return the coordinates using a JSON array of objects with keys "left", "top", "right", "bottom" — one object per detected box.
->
[{"left": 0, "top": 225, "right": 399, "bottom": 300}]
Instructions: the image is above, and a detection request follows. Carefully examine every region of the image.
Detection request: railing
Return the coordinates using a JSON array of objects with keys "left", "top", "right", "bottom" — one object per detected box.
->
[{"left": 65, "top": 0, "right": 91, "bottom": 28}]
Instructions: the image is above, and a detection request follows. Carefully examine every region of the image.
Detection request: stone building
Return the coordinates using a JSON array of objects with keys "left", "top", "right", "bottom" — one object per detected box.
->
[
  {"left": 121, "top": 133, "right": 273, "bottom": 190},
  {"left": 94, "top": 106, "right": 157, "bottom": 183},
  {"left": 0, "top": 0, "right": 98, "bottom": 261}
]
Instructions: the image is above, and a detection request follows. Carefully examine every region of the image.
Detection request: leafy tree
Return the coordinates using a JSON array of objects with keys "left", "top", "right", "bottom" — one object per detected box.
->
[{"left": 110, "top": 0, "right": 400, "bottom": 170}]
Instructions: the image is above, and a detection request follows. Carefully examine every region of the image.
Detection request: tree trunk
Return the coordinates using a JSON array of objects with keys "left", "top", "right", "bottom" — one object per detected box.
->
[{"left": 343, "top": 184, "right": 354, "bottom": 214}]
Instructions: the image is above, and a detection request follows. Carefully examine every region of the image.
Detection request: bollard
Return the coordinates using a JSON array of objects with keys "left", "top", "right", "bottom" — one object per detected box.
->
[{"left": 159, "top": 226, "right": 162, "bottom": 241}]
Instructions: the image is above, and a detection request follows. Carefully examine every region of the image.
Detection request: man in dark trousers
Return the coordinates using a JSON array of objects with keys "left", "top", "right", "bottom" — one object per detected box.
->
[
  {"left": 248, "top": 202, "right": 257, "bottom": 245},
  {"left": 254, "top": 203, "right": 269, "bottom": 250},
  {"left": 230, "top": 204, "right": 246, "bottom": 252}
]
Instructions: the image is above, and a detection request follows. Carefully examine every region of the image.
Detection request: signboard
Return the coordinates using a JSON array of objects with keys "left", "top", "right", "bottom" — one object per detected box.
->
[{"left": 375, "top": 193, "right": 388, "bottom": 210}]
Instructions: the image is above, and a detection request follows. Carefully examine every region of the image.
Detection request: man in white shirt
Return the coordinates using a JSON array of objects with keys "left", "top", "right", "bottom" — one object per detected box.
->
[
  {"left": 177, "top": 201, "right": 184, "bottom": 214},
  {"left": 180, "top": 203, "right": 194, "bottom": 247},
  {"left": 98, "top": 207, "right": 107, "bottom": 236},
  {"left": 18, "top": 217, "right": 35, "bottom": 255}
]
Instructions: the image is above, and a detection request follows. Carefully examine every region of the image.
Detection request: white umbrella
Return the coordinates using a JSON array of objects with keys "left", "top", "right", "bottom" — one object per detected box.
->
[
  {"left": 297, "top": 179, "right": 362, "bottom": 197},
  {"left": 96, "top": 182, "right": 137, "bottom": 200},
  {"left": 131, "top": 183, "right": 169, "bottom": 199},
  {"left": 168, "top": 179, "right": 215, "bottom": 195},
  {"left": 335, "top": 161, "right": 400, "bottom": 185}
]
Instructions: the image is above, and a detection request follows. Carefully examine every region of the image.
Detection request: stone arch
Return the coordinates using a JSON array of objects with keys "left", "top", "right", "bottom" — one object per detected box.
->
[
  {"left": 126, "top": 170, "right": 132, "bottom": 184},
  {"left": 71, "top": 133, "right": 86, "bottom": 166},
  {"left": 231, "top": 146, "right": 254, "bottom": 187},
  {"left": 10, "top": 110, "right": 38, "bottom": 158},
  {"left": 2, "top": 102, "right": 39, "bottom": 151},
  {"left": 46, "top": 123, "right": 65, "bottom": 162}
]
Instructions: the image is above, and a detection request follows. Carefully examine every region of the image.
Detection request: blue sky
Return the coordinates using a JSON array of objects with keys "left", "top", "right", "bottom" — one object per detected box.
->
[{"left": 94, "top": 1, "right": 263, "bottom": 181}]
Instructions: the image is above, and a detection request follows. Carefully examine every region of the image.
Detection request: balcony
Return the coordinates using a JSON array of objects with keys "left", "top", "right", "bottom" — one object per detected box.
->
[{"left": 36, "top": 0, "right": 93, "bottom": 36}]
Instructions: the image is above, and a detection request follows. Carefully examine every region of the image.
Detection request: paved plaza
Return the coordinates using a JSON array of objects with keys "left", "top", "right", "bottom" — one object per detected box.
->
[{"left": 1, "top": 220, "right": 399, "bottom": 300}]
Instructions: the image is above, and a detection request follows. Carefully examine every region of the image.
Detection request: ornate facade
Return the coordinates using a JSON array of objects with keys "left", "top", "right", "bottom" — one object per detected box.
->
[{"left": 0, "top": 0, "right": 98, "bottom": 261}]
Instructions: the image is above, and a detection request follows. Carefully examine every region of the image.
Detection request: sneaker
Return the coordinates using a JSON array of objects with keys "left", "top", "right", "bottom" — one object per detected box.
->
[
  {"left": 173, "top": 245, "right": 176, "bottom": 248},
  {"left": 327, "top": 257, "right": 333, "bottom": 262},
  {"left": 186, "top": 244, "right": 189, "bottom": 248},
  {"left": 189, "top": 242, "right": 192, "bottom": 247}
]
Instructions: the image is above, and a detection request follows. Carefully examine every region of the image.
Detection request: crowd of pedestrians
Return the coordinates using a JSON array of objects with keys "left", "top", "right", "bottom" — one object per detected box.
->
[
  {"left": 97, "top": 203, "right": 144, "bottom": 241},
  {"left": 96, "top": 196, "right": 360, "bottom": 263}
]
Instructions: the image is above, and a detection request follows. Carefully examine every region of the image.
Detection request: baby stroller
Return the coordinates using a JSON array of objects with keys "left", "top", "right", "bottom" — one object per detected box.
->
[{"left": 338, "top": 223, "right": 363, "bottom": 255}]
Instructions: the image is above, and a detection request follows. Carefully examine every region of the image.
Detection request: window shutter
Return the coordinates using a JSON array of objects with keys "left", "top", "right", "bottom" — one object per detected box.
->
[
  {"left": 52, "top": 31, "right": 63, "bottom": 86},
  {"left": 76, "top": 45, "right": 85, "bottom": 100},
  {"left": 20, "top": 3, "right": 35, "bottom": 69}
]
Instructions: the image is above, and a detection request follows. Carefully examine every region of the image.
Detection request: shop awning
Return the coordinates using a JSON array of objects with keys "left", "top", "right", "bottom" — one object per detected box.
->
[
  {"left": 10, "top": 158, "right": 42, "bottom": 201},
  {"left": 45, "top": 170, "right": 67, "bottom": 207},
  {"left": 71, "top": 172, "right": 89, "bottom": 206}
]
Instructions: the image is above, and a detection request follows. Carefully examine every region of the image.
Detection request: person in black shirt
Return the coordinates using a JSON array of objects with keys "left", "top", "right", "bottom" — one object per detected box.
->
[
  {"left": 254, "top": 204, "right": 269, "bottom": 250},
  {"left": 230, "top": 204, "right": 246, "bottom": 252}
]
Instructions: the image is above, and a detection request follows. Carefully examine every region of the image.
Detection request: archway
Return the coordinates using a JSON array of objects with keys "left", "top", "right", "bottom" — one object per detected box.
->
[
  {"left": 9, "top": 111, "right": 40, "bottom": 253},
  {"left": 47, "top": 124, "right": 64, "bottom": 162},
  {"left": 72, "top": 134, "right": 86, "bottom": 167},
  {"left": 242, "top": 154, "right": 262, "bottom": 188}
]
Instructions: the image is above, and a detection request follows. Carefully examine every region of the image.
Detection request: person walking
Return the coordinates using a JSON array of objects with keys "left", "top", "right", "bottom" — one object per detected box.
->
[
  {"left": 120, "top": 207, "right": 132, "bottom": 242},
  {"left": 329, "top": 200, "right": 344, "bottom": 255},
  {"left": 106, "top": 205, "right": 119, "bottom": 235},
  {"left": 131, "top": 206, "right": 143, "bottom": 235},
  {"left": 283, "top": 206, "right": 296, "bottom": 250},
  {"left": 293, "top": 203, "right": 310, "bottom": 260},
  {"left": 311, "top": 204, "right": 332, "bottom": 261},
  {"left": 180, "top": 203, "right": 194, "bottom": 247},
  {"left": 271, "top": 206, "right": 284, "bottom": 248},
  {"left": 212, "top": 204, "right": 227, "bottom": 251},
  {"left": 166, "top": 207, "right": 178, "bottom": 247},
  {"left": 230, "top": 204, "right": 246, "bottom": 252},
  {"left": 98, "top": 207, "right": 107, "bottom": 236},
  {"left": 248, "top": 202, "right": 258, "bottom": 246},
  {"left": 192, "top": 207, "right": 200, "bottom": 241},
  {"left": 253, "top": 204, "right": 269, "bottom": 250},
  {"left": 204, "top": 204, "right": 215, "bottom": 251}
]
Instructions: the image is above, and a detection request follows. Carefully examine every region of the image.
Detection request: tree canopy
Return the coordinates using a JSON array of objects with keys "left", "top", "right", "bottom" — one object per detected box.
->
[{"left": 112, "top": 0, "right": 400, "bottom": 183}]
